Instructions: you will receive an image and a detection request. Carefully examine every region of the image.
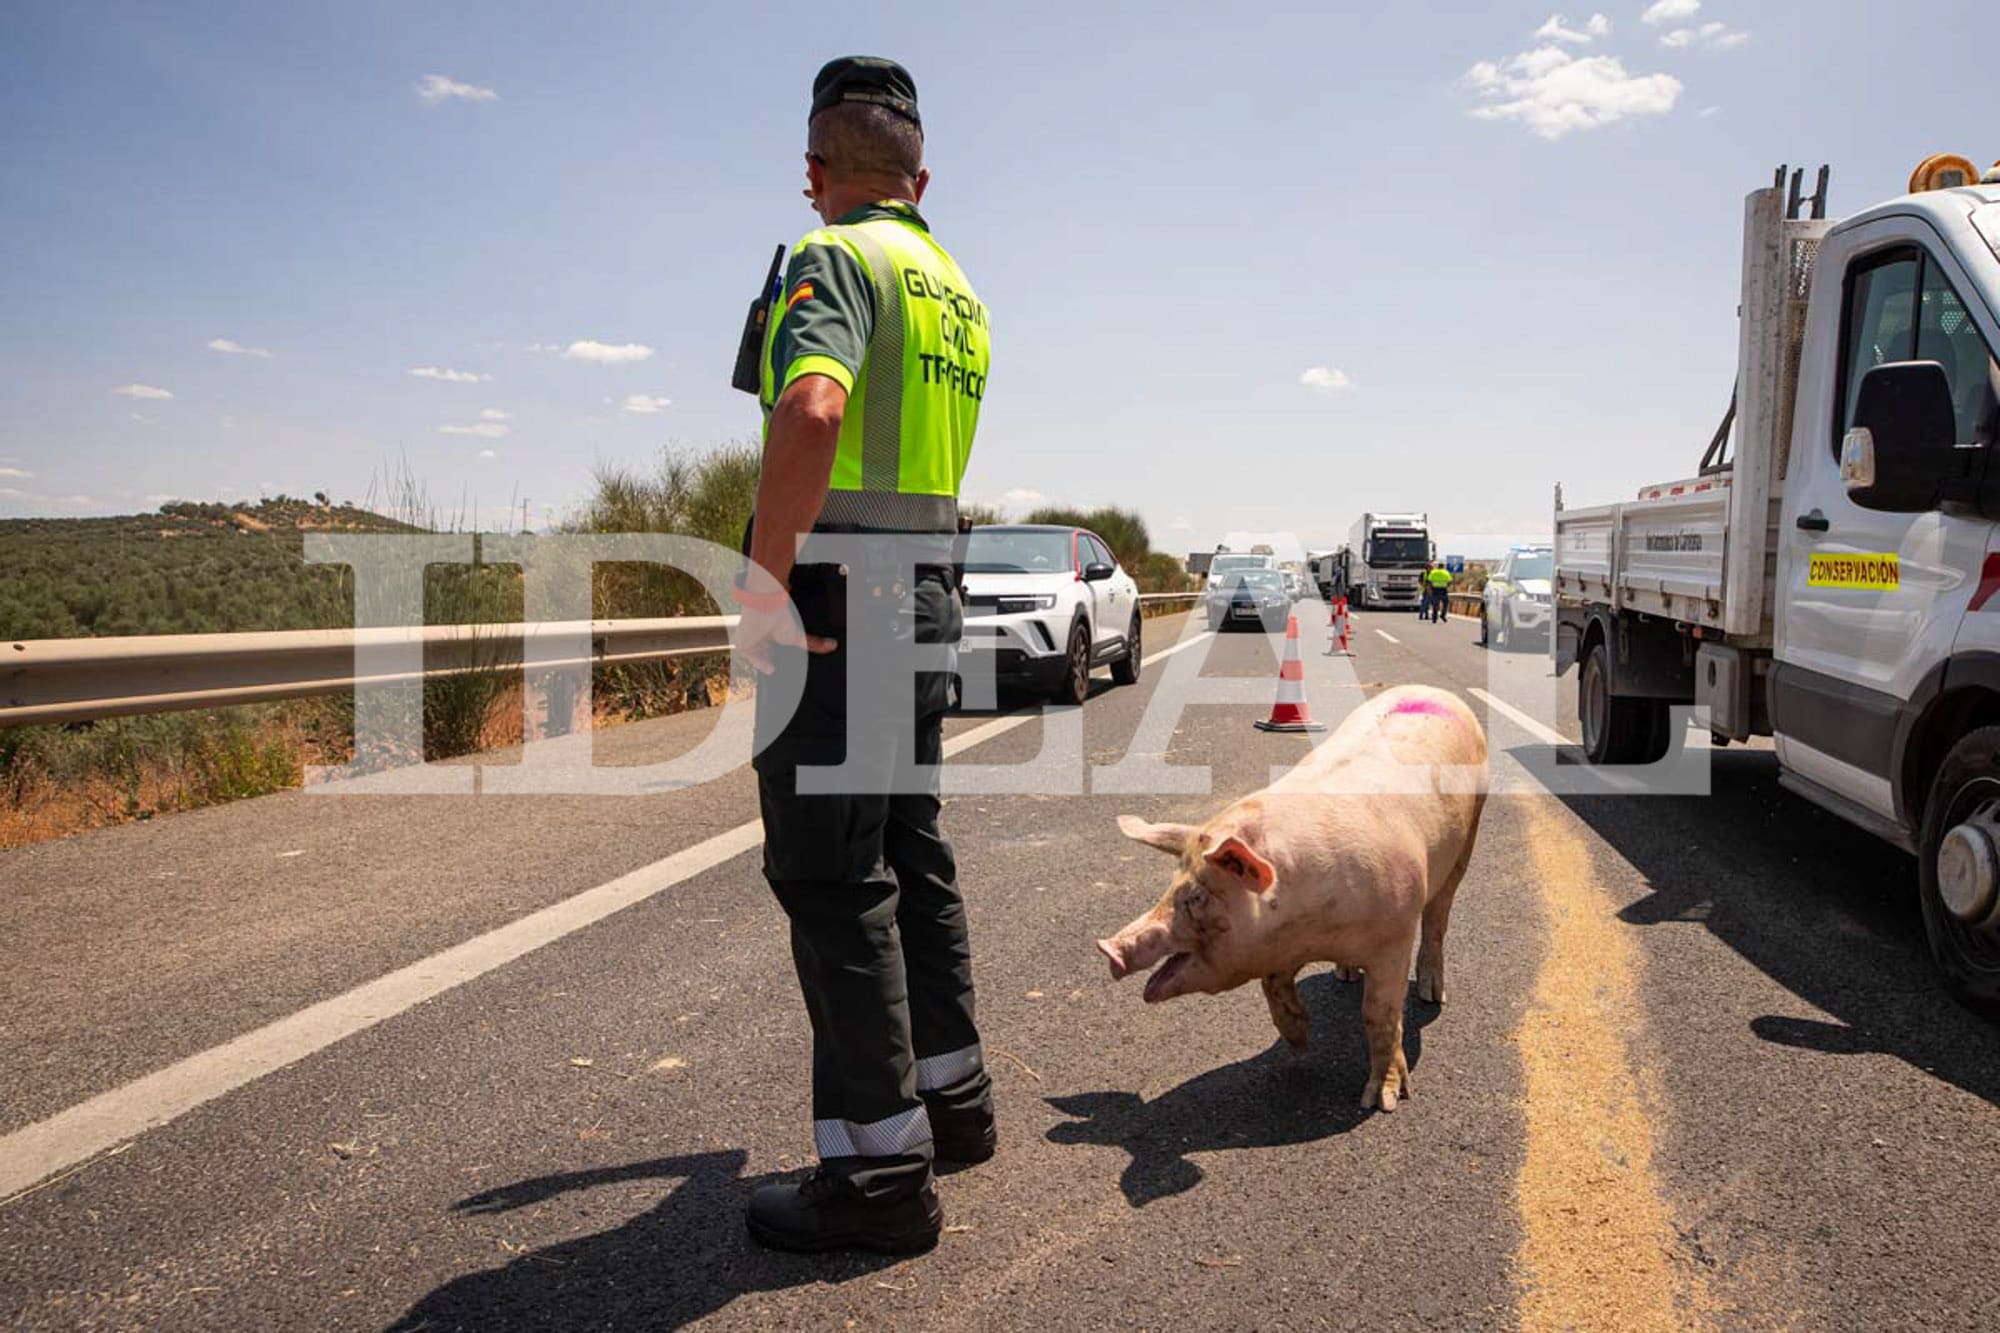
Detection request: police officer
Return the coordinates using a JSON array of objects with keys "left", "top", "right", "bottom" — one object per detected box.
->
[
  {"left": 1426, "top": 562, "right": 1454, "bottom": 622},
  {"left": 731, "top": 56, "right": 994, "bottom": 1255}
]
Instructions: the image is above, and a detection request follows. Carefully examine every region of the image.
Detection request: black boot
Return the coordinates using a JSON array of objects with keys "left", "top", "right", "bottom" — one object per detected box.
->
[
  {"left": 927, "top": 1101, "right": 997, "bottom": 1166},
  {"left": 746, "top": 1169, "right": 942, "bottom": 1255}
]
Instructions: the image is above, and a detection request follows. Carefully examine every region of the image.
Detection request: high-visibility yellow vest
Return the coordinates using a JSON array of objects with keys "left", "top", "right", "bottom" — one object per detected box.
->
[{"left": 761, "top": 200, "right": 988, "bottom": 533}]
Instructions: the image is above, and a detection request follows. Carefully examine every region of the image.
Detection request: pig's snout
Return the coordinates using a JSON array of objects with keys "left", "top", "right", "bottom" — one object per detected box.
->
[
  {"left": 1098, "top": 918, "right": 1172, "bottom": 980},
  {"left": 1096, "top": 937, "right": 1131, "bottom": 979}
]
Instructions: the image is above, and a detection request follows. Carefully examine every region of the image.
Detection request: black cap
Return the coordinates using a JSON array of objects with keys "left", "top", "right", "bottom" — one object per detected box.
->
[{"left": 810, "top": 56, "right": 921, "bottom": 132}]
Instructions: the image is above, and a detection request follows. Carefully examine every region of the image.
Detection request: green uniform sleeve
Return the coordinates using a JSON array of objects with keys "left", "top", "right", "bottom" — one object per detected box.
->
[{"left": 768, "top": 239, "right": 875, "bottom": 398}]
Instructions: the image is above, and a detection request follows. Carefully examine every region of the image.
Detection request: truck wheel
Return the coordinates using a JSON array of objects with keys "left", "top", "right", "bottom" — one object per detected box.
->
[
  {"left": 1579, "top": 639, "right": 1666, "bottom": 764},
  {"left": 1053, "top": 620, "right": 1092, "bottom": 707},
  {"left": 1110, "top": 613, "right": 1142, "bottom": 685},
  {"left": 1916, "top": 727, "right": 2000, "bottom": 1016}
]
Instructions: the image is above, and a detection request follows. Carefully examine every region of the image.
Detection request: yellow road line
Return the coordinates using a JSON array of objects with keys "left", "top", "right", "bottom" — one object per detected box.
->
[{"left": 1513, "top": 797, "right": 1711, "bottom": 1331}]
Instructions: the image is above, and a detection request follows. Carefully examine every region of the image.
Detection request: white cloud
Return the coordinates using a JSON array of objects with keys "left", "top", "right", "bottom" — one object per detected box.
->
[
  {"left": 0, "top": 488, "right": 99, "bottom": 510},
  {"left": 562, "top": 339, "right": 654, "bottom": 365},
  {"left": 1299, "top": 366, "right": 1356, "bottom": 393},
  {"left": 129, "top": 413, "right": 154, "bottom": 424},
  {"left": 0, "top": 467, "right": 30, "bottom": 479},
  {"left": 112, "top": 383, "right": 173, "bottom": 399},
  {"left": 416, "top": 74, "right": 498, "bottom": 104},
  {"left": 1462, "top": 45, "right": 1681, "bottom": 139},
  {"left": 1641, "top": 0, "right": 1700, "bottom": 22},
  {"left": 620, "top": 393, "right": 673, "bottom": 414},
  {"left": 1534, "top": 12, "right": 1611, "bottom": 44},
  {"left": 995, "top": 487, "right": 1046, "bottom": 511},
  {"left": 438, "top": 422, "right": 510, "bottom": 439},
  {"left": 1661, "top": 20, "right": 1750, "bottom": 48},
  {"left": 408, "top": 366, "right": 491, "bottom": 383},
  {"left": 525, "top": 341, "right": 563, "bottom": 353},
  {"left": 1698, "top": 104, "right": 1722, "bottom": 118},
  {"left": 477, "top": 449, "right": 497, "bottom": 460},
  {"left": 479, "top": 408, "right": 511, "bottom": 421},
  {"left": 1169, "top": 515, "right": 1195, "bottom": 532},
  {"left": 207, "top": 337, "right": 273, "bottom": 358}
]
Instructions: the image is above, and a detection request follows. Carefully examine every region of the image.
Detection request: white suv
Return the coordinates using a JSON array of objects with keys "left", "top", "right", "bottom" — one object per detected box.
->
[
  {"left": 1479, "top": 544, "right": 1553, "bottom": 651},
  {"left": 958, "top": 525, "right": 1143, "bottom": 704}
]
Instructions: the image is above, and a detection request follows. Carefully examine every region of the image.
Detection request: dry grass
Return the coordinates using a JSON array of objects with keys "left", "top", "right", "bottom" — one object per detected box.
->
[{"left": 0, "top": 661, "right": 736, "bottom": 849}]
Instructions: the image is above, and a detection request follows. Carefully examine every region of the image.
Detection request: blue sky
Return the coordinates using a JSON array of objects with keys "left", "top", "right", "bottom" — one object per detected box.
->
[{"left": 1, "top": 0, "right": 1992, "bottom": 555}]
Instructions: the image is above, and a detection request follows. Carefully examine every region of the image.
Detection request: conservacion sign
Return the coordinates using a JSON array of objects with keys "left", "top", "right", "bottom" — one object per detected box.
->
[{"left": 1807, "top": 553, "right": 1900, "bottom": 590}]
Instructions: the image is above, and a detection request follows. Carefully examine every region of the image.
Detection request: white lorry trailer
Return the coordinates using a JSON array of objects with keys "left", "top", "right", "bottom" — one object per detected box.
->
[
  {"left": 1553, "top": 157, "right": 2000, "bottom": 1010},
  {"left": 1346, "top": 512, "right": 1434, "bottom": 610},
  {"left": 1311, "top": 549, "right": 1345, "bottom": 599}
]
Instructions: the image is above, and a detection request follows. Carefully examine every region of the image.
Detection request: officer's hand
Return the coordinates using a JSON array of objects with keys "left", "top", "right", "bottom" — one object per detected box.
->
[{"left": 735, "top": 601, "right": 838, "bottom": 675}]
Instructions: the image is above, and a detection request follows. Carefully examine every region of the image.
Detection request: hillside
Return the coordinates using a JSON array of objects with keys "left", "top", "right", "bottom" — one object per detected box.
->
[{"left": 0, "top": 498, "right": 426, "bottom": 640}]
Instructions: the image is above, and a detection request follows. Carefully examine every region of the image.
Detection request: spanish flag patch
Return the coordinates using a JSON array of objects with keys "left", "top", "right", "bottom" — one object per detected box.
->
[{"left": 786, "top": 282, "right": 816, "bottom": 309}]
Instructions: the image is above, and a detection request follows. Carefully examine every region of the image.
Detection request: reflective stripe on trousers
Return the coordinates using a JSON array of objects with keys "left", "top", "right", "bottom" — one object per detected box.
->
[
  {"left": 913, "top": 1042, "right": 982, "bottom": 1093},
  {"left": 813, "top": 1103, "right": 932, "bottom": 1160}
]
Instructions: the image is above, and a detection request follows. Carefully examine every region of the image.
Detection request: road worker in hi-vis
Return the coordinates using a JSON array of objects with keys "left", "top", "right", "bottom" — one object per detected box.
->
[{"left": 729, "top": 56, "right": 993, "bottom": 1255}]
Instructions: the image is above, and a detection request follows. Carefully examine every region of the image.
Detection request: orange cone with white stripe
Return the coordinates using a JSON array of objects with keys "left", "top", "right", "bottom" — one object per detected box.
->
[
  {"left": 1256, "top": 615, "right": 1327, "bottom": 733},
  {"left": 1325, "top": 596, "right": 1351, "bottom": 656}
]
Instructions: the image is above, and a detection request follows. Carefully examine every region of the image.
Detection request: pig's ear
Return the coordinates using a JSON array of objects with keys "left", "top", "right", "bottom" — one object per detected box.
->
[
  {"left": 1117, "top": 815, "right": 1196, "bottom": 856},
  {"left": 1202, "top": 834, "right": 1276, "bottom": 892}
]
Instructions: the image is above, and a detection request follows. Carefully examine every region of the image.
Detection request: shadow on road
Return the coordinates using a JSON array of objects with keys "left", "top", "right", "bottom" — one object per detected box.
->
[
  {"left": 383, "top": 1149, "right": 900, "bottom": 1332},
  {"left": 1044, "top": 971, "right": 1438, "bottom": 1205},
  {"left": 1559, "top": 747, "right": 2000, "bottom": 1108}
]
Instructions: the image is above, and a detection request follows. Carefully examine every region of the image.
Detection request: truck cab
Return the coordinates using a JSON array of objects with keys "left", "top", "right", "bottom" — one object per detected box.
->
[{"left": 1554, "top": 158, "right": 2000, "bottom": 1010}]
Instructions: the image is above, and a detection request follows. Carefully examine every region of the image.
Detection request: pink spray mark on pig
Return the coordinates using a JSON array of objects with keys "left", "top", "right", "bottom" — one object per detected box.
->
[{"left": 1389, "top": 697, "right": 1456, "bottom": 720}]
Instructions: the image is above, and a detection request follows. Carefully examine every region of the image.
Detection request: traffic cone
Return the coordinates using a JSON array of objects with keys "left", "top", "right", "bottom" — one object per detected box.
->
[
  {"left": 1257, "top": 615, "right": 1327, "bottom": 733},
  {"left": 1325, "top": 596, "right": 1352, "bottom": 657}
]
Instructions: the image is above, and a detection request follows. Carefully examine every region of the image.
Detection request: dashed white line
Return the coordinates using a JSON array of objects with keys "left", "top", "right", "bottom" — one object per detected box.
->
[
  {"left": 1375, "top": 629, "right": 1400, "bottom": 644},
  {"left": 0, "top": 625, "right": 1215, "bottom": 1203},
  {"left": 1468, "top": 687, "right": 1569, "bottom": 746}
]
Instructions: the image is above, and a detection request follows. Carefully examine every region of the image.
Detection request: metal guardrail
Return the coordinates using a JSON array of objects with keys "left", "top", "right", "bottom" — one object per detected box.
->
[
  {"left": 1, "top": 619, "right": 735, "bottom": 729},
  {"left": 4, "top": 594, "right": 1208, "bottom": 729}
]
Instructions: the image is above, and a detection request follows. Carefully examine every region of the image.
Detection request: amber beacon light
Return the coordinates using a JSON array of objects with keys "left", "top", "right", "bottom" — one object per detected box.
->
[{"left": 1908, "top": 152, "right": 1982, "bottom": 193}]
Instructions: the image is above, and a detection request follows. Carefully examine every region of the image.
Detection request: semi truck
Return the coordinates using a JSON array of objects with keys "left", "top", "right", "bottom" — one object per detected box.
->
[
  {"left": 1553, "top": 156, "right": 2000, "bottom": 1010},
  {"left": 1310, "top": 549, "right": 1345, "bottom": 599},
  {"left": 1346, "top": 512, "right": 1434, "bottom": 610}
]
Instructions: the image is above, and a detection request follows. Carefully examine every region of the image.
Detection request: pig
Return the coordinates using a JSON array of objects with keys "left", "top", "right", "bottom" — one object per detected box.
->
[{"left": 1096, "top": 684, "right": 1487, "bottom": 1112}]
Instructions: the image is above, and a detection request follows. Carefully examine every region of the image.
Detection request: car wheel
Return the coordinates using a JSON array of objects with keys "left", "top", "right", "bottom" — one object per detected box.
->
[
  {"left": 1478, "top": 606, "right": 1490, "bottom": 646},
  {"left": 1496, "top": 609, "right": 1512, "bottom": 651},
  {"left": 1054, "top": 620, "right": 1091, "bottom": 706},
  {"left": 1110, "top": 613, "right": 1142, "bottom": 685},
  {"left": 1917, "top": 727, "right": 2000, "bottom": 1016},
  {"left": 1579, "top": 638, "right": 1667, "bottom": 764}
]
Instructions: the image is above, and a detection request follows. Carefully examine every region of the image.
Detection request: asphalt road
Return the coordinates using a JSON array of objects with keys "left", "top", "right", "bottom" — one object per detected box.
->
[{"left": 4, "top": 607, "right": 1999, "bottom": 1330}]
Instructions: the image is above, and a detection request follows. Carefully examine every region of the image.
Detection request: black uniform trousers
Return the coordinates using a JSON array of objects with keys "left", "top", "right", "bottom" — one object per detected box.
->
[{"left": 753, "top": 561, "right": 991, "bottom": 1201}]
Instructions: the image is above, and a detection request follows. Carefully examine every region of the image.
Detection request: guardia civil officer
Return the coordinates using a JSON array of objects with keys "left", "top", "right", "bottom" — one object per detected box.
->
[{"left": 730, "top": 56, "right": 994, "bottom": 1255}]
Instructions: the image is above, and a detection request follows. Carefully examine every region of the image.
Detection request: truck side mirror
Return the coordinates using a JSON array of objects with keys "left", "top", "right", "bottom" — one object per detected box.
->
[{"left": 1842, "top": 360, "right": 1973, "bottom": 513}]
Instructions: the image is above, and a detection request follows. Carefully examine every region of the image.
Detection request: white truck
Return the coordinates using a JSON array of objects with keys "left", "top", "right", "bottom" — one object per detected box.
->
[
  {"left": 1347, "top": 512, "right": 1434, "bottom": 610},
  {"left": 1553, "top": 157, "right": 2000, "bottom": 1010}
]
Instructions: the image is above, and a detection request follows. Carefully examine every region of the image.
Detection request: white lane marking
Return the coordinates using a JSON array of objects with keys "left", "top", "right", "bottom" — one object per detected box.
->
[
  {"left": 0, "top": 626, "right": 1213, "bottom": 1203},
  {"left": 1468, "top": 687, "right": 1569, "bottom": 746},
  {"left": 1375, "top": 629, "right": 1400, "bottom": 644}
]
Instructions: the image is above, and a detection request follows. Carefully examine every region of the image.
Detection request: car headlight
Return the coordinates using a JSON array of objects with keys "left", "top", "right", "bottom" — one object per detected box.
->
[{"left": 994, "top": 594, "right": 1058, "bottom": 613}]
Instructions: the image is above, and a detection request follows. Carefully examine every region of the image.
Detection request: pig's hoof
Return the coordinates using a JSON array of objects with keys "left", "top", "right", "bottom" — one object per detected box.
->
[
  {"left": 1415, "top": 972, "right": 1445, "bottom": 1005},
  {"left": 1362, "top": 1065, "right": 1411, "bottom": 1112},
  {"left": 1332, "top": 964, "right": 1362, "bottom": 984}
]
